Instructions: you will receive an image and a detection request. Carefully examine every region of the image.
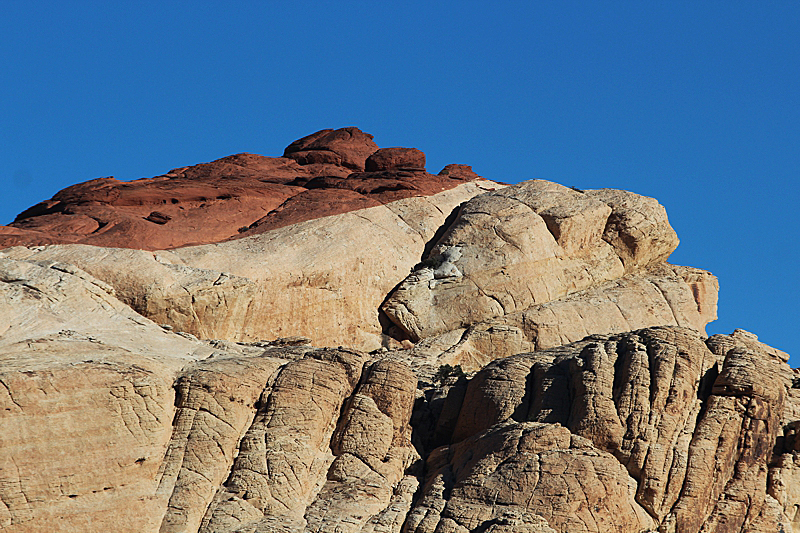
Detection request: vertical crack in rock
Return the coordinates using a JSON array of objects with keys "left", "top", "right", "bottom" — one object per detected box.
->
[
  {"left": 419, "top": 203, "right": 463, "bottom": 260},
  {"left": 0, "top": 456, "right": 34, "bottom": 526},
  {"left": 664, "top": 339, "right": 787, "bottom": 533},
  {"left": 197, "top": 348, "right": 369, "bottom": 533},
  {"left": 404, "top": 327, "right": 794, "bottom": 533},
  {"left": 566, "top": 341, "right": 624, "bottom": 453},
  {"left": 0, "top": 379, "right": 23, "bottom": 411},
  {"left": 157, "top": 352, "right": 289, "bottom": 533},
  {"left": 304, "top": 359, "right": 419, "bottom": 533}
]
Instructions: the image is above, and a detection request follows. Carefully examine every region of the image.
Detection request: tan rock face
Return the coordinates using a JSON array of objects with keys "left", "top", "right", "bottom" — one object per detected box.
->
[
  {"left": 157, "top": 354, "right": 288, "bottom": 533},
  {"left": 582, "top": 188, "right": 679, "bottom": 270},
  {"left": 416, "top": 326, "right": 795, "bottom": 533},
  {"left": 0, "top": 129, "right": 796, "bottom": 533},
  {"left": 0, "top": 255, "right": 424, "bottom": 533},
  {"left": 1, "top": 179, "right": 498, "bottom": 351},
  {"left": 381, "top": 180, "right": 683, "bottom": 342},
  {"left": 305, "top": 359, "right": 419, "bottom": 533},
  {"left": 665, "top": 331, "right": 790, "bottom": 533},
  {"left": 200, "top": 349, "right": 368, "bottom": 531},
  {"left": 396, "top": 263, "right": 718, "bottom": 373},
  {"left": 0, "top": 257, "right": 199, "bottom": 532},
  {"left": 405, "top": 422, "right": 655, "bottom": 533}
]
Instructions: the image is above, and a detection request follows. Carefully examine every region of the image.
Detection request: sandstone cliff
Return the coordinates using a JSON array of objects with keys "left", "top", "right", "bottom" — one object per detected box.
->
[{"left": 0, "top": 128, "right": 795, "bottom": 533}]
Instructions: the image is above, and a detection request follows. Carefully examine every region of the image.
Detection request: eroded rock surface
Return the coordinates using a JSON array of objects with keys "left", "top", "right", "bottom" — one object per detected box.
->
[
  {"left": 0, "top": 256, "right": 203, "bottom": 531},
  {"left": 0, "top": 128, "right": 795, "bottom": 533},
  {"left": 0, "top": 254, "right": 424, "bottom": 533},
  {"left": 0, "top": 128, "right": 484, "bottom": 251},
  {"left": 381, "top": 181, "right": 686, "bottom": 342},
  {"left": 392, "top": 263, "right": 718, "bottom": 373},
  {"left": 412, "top": 326, "right": 796, "bottom": 533},
  {"left": 0, "top": 134, "right": 716, "bottom": 357},
  {"left": 405, "top": 422, "right": 656, "bottom": 533},
  {"left": 1, "top": 177, "right": 494, "bottom": 351}
]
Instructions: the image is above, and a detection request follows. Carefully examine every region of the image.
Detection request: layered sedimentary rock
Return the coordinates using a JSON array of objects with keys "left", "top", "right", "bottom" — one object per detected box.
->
[
  {"left": 390, "top": 263, "right": 719, "bottom": 373},
  {"left": 0, "top": 256, "right": 198, "bottom": 531},
  {"left": 383, "top": 181, "right": 687, "bottom": 341},
  {"left": 0, "top": 255, "right": 419, "bottom": 532},
  {"left": 381, "top": 181, "right": 717, "bottom": 372},
  {"left": 1, "top": 176, "right": 492, "bottom": 350},
  {"left": 0, "top": 127, "right": 796, "bottom": 533},
  {"left": 0, "top": 126, "right": 500, "bottom": 350},
  {"left": 407, "top": 326, "right": 796, "bottom": 533},
  {"left": 0, "top": 178, "right": 716, "bottom": 356}
]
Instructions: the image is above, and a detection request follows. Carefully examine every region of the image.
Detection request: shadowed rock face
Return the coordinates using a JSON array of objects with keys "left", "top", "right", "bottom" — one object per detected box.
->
[
  {"left": 408, "top": 327, "right": 795, "bottom": 533},
  {"left": 0, "top": 128, "right": 796, "bottom": 533}
]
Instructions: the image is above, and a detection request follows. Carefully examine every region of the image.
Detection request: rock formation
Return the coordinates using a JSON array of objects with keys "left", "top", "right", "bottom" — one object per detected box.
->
[
  {"left": 0, "top": 128, "right": 796, "bottom": 533},
  {"left": 0, "top": 128, "right": 481, "bottom": 251}
]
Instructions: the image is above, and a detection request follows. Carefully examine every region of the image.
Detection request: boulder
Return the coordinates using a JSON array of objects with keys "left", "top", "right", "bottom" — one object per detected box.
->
[
  {"left": 364, "top": 147, "right": 426, "bottom": 171},
  {"left": 283, "top": 127, "right": 379, "bottom": 171},
  {"left": 438, "top": 163, "right": 481, "bottom": 181}
]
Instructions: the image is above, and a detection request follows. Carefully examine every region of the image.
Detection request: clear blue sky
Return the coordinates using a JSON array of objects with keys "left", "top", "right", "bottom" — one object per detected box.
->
[{"left": 2, "top": 1, "right": 797, "bottom": 365}]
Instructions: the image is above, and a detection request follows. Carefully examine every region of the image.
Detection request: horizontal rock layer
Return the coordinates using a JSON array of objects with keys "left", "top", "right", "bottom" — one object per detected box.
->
[
  {"left": 2, "top": 179, "right": 716, "bottom": 356},
  {"left": 1, "top": 179, "right": 497, "bottom": 351},
  {"left": 381, "top": 181, "right": 687, "bottom": 343}
]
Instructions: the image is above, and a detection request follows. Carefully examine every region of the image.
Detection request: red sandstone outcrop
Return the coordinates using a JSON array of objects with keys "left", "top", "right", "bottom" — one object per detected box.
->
[
  {"left": 0, "top": 128, "right": 481, "bottom": 251},
  {"left": 365, "top": 147, "right": 426, "bottom": 172},
  {"left": 283, "top": 127, "right": 379, "bottom": 170},
  {"left": 0, "top": 128, "right": 796, "bottom": 533}
]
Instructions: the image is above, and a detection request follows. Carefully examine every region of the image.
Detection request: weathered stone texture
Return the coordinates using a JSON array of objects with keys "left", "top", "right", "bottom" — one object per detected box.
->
[
  {"left": 2, "top": 179, "right": 497, "bottom": 352},
  {"left": 414, "top": 327, "right": 796, "bottom": 533},
  {"left": 0, "top": 128, "right": 795, "bottom": 533},
  {"left": 405, "top": 422, "right": 655, "bottom": 533},
  {"left": 157, "top": 354, "right": 288, "bottom": 533},
  {"left": 381, "top": 180, "right": 707, "bottom": 347}
]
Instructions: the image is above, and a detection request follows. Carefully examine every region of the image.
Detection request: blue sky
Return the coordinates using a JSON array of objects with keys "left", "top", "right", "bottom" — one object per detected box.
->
[{"left": 2, "top": 1, "right": 798, "bottom": 365}]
